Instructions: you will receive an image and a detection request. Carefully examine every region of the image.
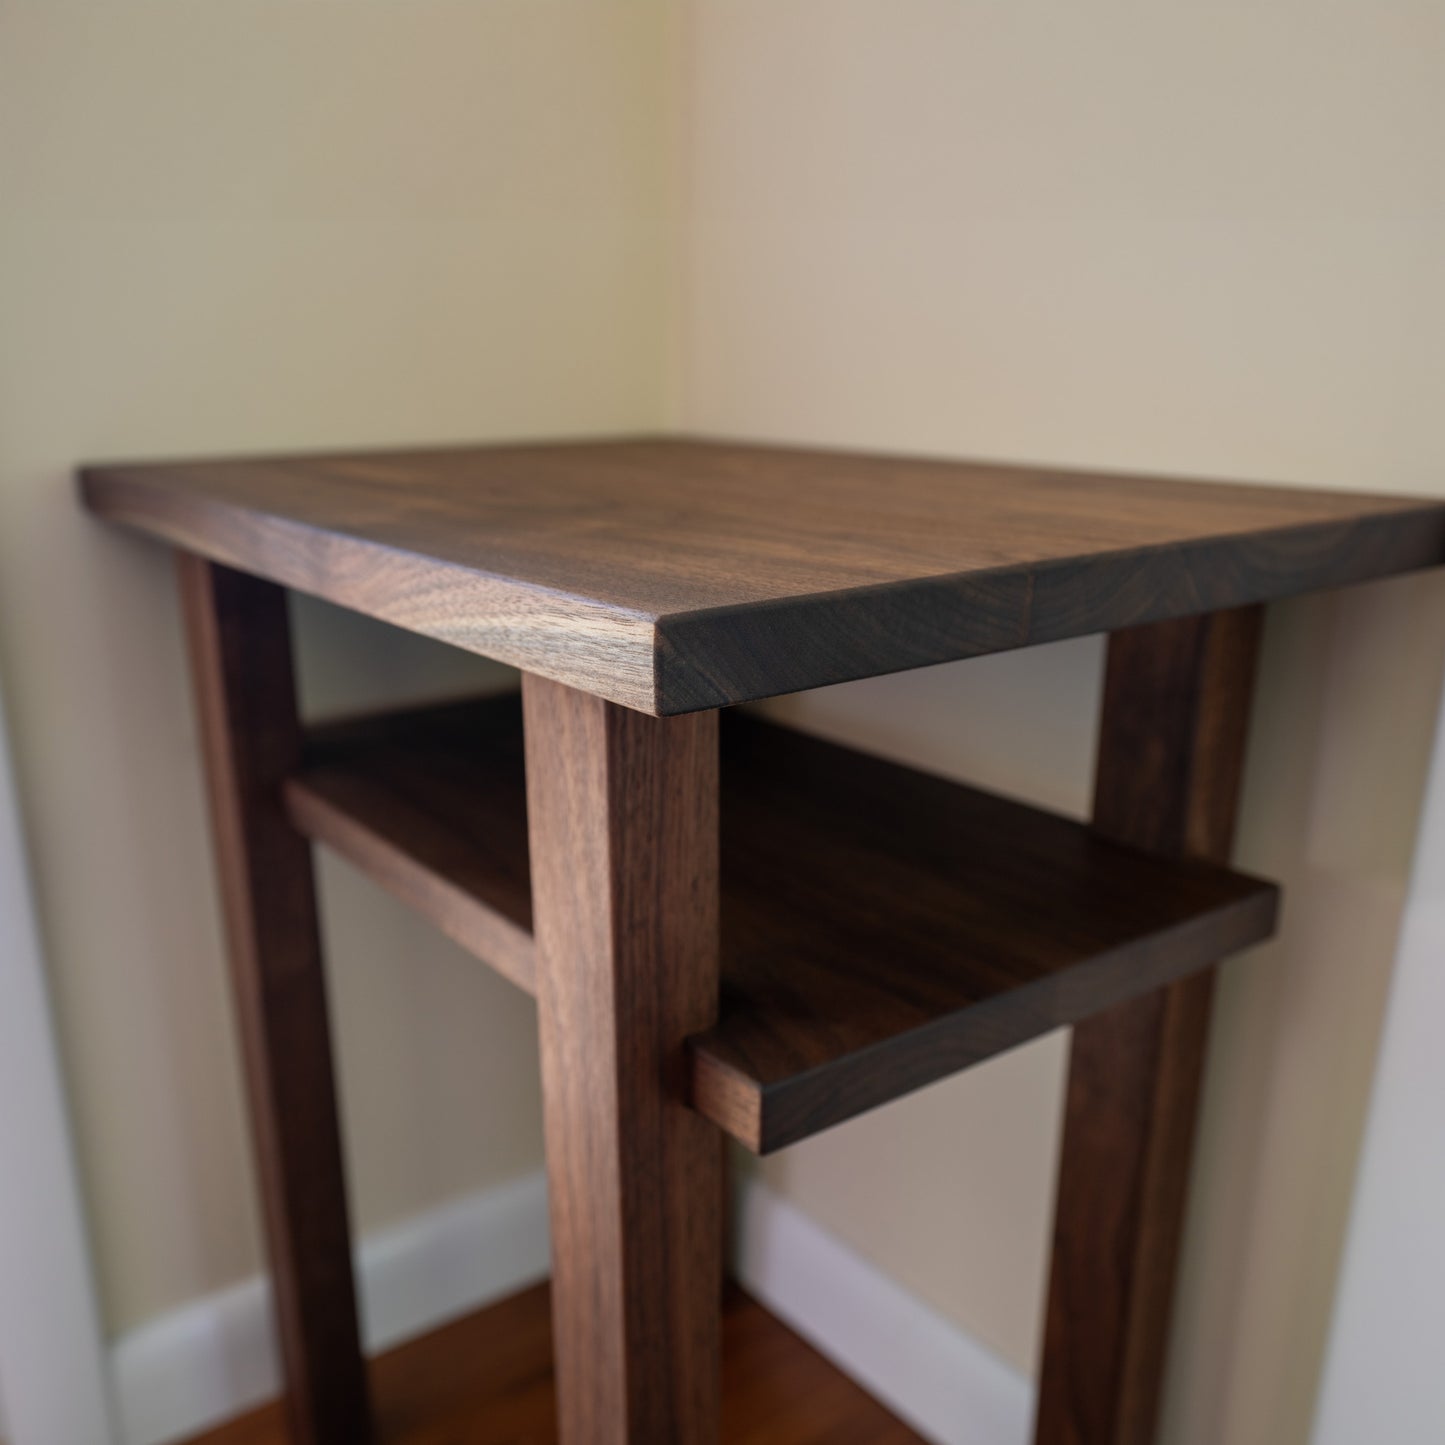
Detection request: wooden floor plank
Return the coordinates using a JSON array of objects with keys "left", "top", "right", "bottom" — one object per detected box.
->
[{"left": 184, "top": 1284, "right": 926, "bottom": 1445}]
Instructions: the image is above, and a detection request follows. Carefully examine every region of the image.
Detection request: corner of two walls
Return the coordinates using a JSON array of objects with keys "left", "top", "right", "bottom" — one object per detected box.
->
[
  {"left": 0, "top": 0, "right": 679, "bottom": 1344},
  {"left": 5, "top": 7, "right": 1442, "bottom": 1445},
  {"left": 675, "top": 7, "right": 1445, "bottom": 1445}
]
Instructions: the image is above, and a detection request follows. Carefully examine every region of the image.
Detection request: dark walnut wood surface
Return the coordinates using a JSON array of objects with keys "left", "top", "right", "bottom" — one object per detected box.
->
[
  {"left": 287, "top": 694, "right": 1278, "bottom": 1152},
  {"left": 179, "top": 559, "right": 374, "bottom": 1443},
  {"left": 83, "top": 437, "right": 1445, "bottom": 714}
]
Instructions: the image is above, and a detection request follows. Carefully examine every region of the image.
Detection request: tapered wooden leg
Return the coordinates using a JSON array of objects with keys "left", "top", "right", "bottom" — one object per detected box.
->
[
  {"left": 523, "top": 674, "right": 723, "bottom": 1445},
  {"left": 1034, "top": 607, "right": 1264, "bottom": 1445},
  {"left": 179, "top": 557, "right": 373, "bottom": 1445}
]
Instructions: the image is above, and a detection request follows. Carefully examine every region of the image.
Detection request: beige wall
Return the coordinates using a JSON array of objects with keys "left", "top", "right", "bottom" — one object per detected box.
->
[
  {"left": 3, "top": 5, "right": 1442, "bottom": 1444},
  {"left": 684, "top": 5, "right": 1445, "bottom": 1444},
  {"left": 0, "top": 0, "right": 677, "bottom": 1331}
]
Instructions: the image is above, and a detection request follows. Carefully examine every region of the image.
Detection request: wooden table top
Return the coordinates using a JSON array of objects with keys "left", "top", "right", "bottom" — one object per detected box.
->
[{"left": 82, "top": 436, "right": 1445, "bottom": 713}]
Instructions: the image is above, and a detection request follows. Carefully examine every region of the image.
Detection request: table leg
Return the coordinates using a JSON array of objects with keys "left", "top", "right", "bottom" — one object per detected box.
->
[
  {"left": 522, "top": 674, "right": 724, "bottom": 1445},
  {"left": 179, "top": 556, "right": 373, "bottom": 1445},
  {"left": 1034, "top": 607, "right": 1264, "bottom": 1445}
]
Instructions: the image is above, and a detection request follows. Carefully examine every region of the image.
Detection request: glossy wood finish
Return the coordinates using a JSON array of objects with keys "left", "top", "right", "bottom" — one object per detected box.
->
[
  {"left": 285, "top": 694, "right": 1278, "bottom": 1153},
  {"left": 184, "top": 1284, "right": 927, "bottom": 1445},
  {"left": 83, "top": 438, "right": 1445, "bottom": 714},
  {"left": 177, "top": 558, "right": 372, "bottom": 1445},
  {"left": 522, "top": 676, "right": 724, "bottom": 1445},
  {"left": 1034, "top": 608, "right": 1264, "bottom": 1445}
]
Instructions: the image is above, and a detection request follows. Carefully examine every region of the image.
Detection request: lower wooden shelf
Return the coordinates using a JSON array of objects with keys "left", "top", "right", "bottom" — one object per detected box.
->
[
  {"left": 184, "top": 1281, "right": 926, "bottom": 1444},
  {"left": 287, "top": 692, "right": 1278, "bottom": 1153}
]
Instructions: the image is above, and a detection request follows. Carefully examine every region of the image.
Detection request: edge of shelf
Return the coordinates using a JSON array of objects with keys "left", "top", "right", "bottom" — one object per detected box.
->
[
  {"left": 692, "top": 892, "right": 1278, "bottom": 1155},
  {"left": 286, "top": 693, "right": 1280, "bottom": 1154}
]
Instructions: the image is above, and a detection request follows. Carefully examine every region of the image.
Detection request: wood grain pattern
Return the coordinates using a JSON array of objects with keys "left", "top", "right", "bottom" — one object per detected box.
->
[
  {"left": 698, "top": 713, "right": 1275, "bottom": 1153},
  {"left": 177, "top": 557, "right": 373, "bottom": 1445},
  {"left": 286, "top": 694, "right": 1278, "bottom": 1153},
  {"left": 183, "top": 1283, "right": 927, "bottom": 1445},
  {"left": 522, "top": 675, "right": 724, "bottom": 1445},
  {"left": 286, "top": 695, "right": 535, "bottom": 992},
  {"left": 83, "top": 438, "right": 1445, "bottom": 713},
  {"left": 1034, "top": 608, "right": 1264, "bottom": 1445}
]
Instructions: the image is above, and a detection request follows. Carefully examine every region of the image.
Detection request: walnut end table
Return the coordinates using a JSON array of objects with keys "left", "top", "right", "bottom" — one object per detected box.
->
[{"left": 82, "top": 438, "right": 1445, "bottom": 1445}]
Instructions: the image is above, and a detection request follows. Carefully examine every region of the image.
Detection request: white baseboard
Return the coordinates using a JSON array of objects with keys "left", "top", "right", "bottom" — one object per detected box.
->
[
  {"left": 734, "top": 1181, "right": 1035, "bottom": 1445},
  {"left": 111, "top": 1171, "right": 551, "bottom": 1445},
  {"left": 111, "top": 1170, "right": 1032, "bottom": 1445}
]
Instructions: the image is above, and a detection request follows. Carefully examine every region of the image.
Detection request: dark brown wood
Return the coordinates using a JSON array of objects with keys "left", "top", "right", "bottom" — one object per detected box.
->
[
  {"left": 178, "top": 556, "right": 373, "bottom": 1445},
  {"left": 286, "top": 693, "right": 1278, "bottom": 1153},
  {"left": 183, "top": 1283, "right": 926, "bottom": 1445},
  {"left": 701, "top": 713, "right": 1274, "bottom": 1152},
  {"left": 286, "top": 694, "right": 535, "bottom": 992},
  {"left": 522, "top": 674, "right": 724, "bottom": 1445},
  {"left": 83, "top": 438, "right": 1445, "bottom": 713},
  {"left": 1034, "top": 607, "right": 1264, "bottom": 1445}
]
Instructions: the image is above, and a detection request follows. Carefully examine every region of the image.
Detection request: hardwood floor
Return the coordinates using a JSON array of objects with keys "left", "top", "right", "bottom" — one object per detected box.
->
[{"left": 184, "top": 1283, "right": 925, "bottom": 1445}]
